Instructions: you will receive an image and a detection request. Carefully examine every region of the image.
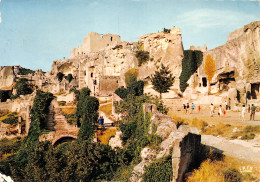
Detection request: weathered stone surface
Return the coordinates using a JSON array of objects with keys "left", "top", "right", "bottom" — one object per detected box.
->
[
  {"left": 172, "top": 132, "right": 201, "bottom": 182},
  {"left": 196, "top": 21, "right": 260, "bottom": 103},
  {"left": 177, "top": 125, "right": 199, "bottom": 135},
  {"left": 0, "top": 66, "right": 17, "bottom": 89},
  {"left": 150, "top": 113, "right": 177, "bottom": 140},
  {"left": 109, "top": 131, "right": 123, "bottom": 149},
  {"left": 138, "top": 27, "right": 184, "bottom": 90},
  {"left": 130, "top": 147, "right": 157, "bottom": 182}
]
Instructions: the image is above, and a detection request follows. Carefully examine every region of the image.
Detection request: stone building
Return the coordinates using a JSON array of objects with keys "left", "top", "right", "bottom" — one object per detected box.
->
[{"left": 70, "top": 32, "right": 121, "bottom": 58}]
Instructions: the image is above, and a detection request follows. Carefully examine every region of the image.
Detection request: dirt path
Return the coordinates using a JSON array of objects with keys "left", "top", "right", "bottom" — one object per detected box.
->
[
  {"left": 169, "top": 108, "right": 260, "bottom": 126},
  {"left": 167, "top": 104, "right": 260, "bottom": 164},
  {"left": 201, "top": 135, "right": 260, "bottom": 163}
]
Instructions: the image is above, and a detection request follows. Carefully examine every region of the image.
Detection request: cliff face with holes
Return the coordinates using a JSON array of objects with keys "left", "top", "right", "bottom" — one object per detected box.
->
[
  {"left": 189, "top": 21, "right": 260, "bottom": 105},
  {"left": 50, "top": 28, "right": 184, "bottom": 96},
  {"left": 204, "top": 21, "right": 260, "bottom": 83}
]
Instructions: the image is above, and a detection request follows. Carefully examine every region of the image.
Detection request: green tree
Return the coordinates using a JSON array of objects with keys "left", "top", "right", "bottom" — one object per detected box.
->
[
  {"left": 76, "top": 87, "right": 99, "bottom": 141},
  {"left": 15, "top": 78, "right": 33, "bottom": 96},
  {"left": 204, "top": 55, "right": 216, "bottom": 94},
  {"left": 151, "top": 64, "right": 175, "bottom": 99}
]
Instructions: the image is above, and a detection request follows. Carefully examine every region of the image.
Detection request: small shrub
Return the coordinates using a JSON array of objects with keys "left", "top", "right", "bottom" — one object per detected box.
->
[
  {"left": 142, "top": 155, "right": 173, "bottom": 182},
  {"left": 64, "top": 114, "right": 77, "bottom": 125},
  {"left": 223, "top": 168, "right": 242, "bottom": 182},
  {"left": 58, "top": 101, "right": 66, "bottom": 106},
  {"left": 119, "top": 121, "right": 137, "bottom": 144},
  {"left": 114, "top": 87, "right": 129, "bottom": 99},
  {"left": 19, "top": 67, "right": 35, "bottom": 75},
  {"left": 135, "top": 51, "right": 150, "bottom": 66},
  {"left": 2, "top": 115, "right": 18, "bottom": 125},
  {"left": 148, "top": 134, "right": 162, "bottom": 149},
  {"left": 243, "top": 125, "right": 260, "bottom": 133},
  {"left": 241, "top": 133, "right": 255, "bottom": 140},
  {"left": 163, "top": 28, "right": 171, "bottom": 33},
  {"left": 15, "top": 78, "right": 33, "bottom": 97}
]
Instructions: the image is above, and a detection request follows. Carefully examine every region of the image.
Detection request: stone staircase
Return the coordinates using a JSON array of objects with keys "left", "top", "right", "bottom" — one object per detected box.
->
[
  {"left": 47, "top": 99, "right": 75, "bottom": 131},
  {"left": 79, "top": 70, "right": 86, "bottom": 89}
]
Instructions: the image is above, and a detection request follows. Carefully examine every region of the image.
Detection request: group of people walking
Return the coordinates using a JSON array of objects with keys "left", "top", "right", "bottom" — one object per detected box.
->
[
  {"left": 182, "top": 102, "right": 257, "bottom": 121},
  {"left": 209, "top": 104, "right": 226, "bottom": 117},
  {"left": 183, "top": 103, "right": 200, "bottom": 114}
]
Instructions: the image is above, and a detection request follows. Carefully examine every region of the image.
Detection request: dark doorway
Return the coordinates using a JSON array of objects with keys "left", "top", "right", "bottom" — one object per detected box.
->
[
  {"left": 53, "top": 137, "right": 76, "bottom": 147},
  {"left": 202, "top": 77, "right": 207, "bottom": 87},
  {"left": 251, "top": 83, "right": 259, "bottom": 99}
]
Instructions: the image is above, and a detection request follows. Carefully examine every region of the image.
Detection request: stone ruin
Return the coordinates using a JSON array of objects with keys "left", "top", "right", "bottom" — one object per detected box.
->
[
  {"left": 1, "top": 21, "right": 259, "bottom": 108},
  {"left": 128, "top": 103, "right": 201, "bottom": 182}
]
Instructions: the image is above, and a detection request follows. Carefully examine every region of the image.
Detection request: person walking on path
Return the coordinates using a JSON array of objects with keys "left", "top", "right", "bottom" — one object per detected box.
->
[
  {"left": 198, "top": 105, "right": 201, "bottom": 113},
  {"left": 248, "top": 104, "right": 251, "bottom": 113},
  {"left": 210, "top": 104, "right": 214, "bottom": 117},
  {"left": 225, "top": 101, "right": 228, "bottom": 110},
  {"left": 250, "top": 104, "right": 256, "bottom": 120},
  {"left": 218, "top": 105, "right": 223, "bottom": 117},
  {"left": 183, "top": 104, "right": 186, "bottom": 114},
  {"left": 186, "top": 103, "right": 190, "bottom": 114},
  {"left": 241, "top": 104, "right": 246, "bottom": 121},
  {"left": 191, "top": 103, "right": 195, "bottom": 114},
  {"left": 98, "top": 116, "right": 104, "bottom": 128}
]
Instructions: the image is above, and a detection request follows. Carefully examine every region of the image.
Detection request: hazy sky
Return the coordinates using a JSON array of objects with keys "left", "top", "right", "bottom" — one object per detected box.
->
[{"left": 0, "top": 0, "right": 259, "bottom": 71}]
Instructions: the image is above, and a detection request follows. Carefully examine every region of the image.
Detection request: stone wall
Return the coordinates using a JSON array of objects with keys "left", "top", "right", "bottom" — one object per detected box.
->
[
  {"left": 71, "top": 32, "right": 121, "bottom": 58},
  {"left": 99, "top": 76, "right": 120, "bottom": 96},
  {"left": 172, "top": 132, "right": 201, "bottom": 182}
]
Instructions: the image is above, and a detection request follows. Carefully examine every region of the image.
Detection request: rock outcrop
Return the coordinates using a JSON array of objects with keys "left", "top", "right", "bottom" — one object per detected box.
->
[
  {"left": 138, "top": 27, "right": 184, "bottom": 89},
  {"left": 0, "top": 66, "right": 18, "bottom": 89},
  {"left": 130, "top": 104, "right": 201, "bottom": 182}
]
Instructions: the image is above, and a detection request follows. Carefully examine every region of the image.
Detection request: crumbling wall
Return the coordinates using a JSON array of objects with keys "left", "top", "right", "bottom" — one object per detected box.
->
[
  {"left": 71, "top": 32, "right": 121, "bottom": 58},
  {"left": 130, "top": 104, "right": 201, "bottom": 182},
  {"left": 172, "top": 132, "right": 201, "bottom": 182}
]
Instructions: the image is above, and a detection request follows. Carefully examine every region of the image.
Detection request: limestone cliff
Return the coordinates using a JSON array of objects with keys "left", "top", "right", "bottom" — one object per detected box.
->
[
  {"left": 193, "top": 21, "right": 260, "bottom": 104},
  {"left": 138, "top": 27, "right": 184, "bottom": 89},
  {"left": 0, "top": 66, "right": 20, "bottom": 89},
  {"left": 51, "top": 28, "right": 184, "bottom": 96}
]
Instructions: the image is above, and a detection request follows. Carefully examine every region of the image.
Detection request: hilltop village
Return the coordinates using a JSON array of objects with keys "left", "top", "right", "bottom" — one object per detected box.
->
[{"left": 0, "top": 21, "right": 259, "bottom": 181}]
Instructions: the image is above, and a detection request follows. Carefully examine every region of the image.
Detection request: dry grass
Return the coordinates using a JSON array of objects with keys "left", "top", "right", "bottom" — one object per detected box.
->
[
  {"left": 202, "top": 122, "right": 234, "bottom": 137},
  {"left": 61, "top": 108, "right": 76, "bottom": 115},
  {"left": 99, "top": 128, "right": 117, "bottom": 145},
  {"left": 99, "top": 103, "right": 112, "bottom": 116},
  {"left": 187, "top": 159, "right": 225, "bottom": 182},
  {"left": 188, "top": 156, "right": 259, "bottom": 182},
  {"left": 188, "top": 118, "right": 208, "bottom": 131}
]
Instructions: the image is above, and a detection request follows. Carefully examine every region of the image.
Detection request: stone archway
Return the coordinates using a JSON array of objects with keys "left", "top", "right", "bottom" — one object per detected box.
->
[{"left": 52, "top": 134, "right": 77, "bottom": 146}]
